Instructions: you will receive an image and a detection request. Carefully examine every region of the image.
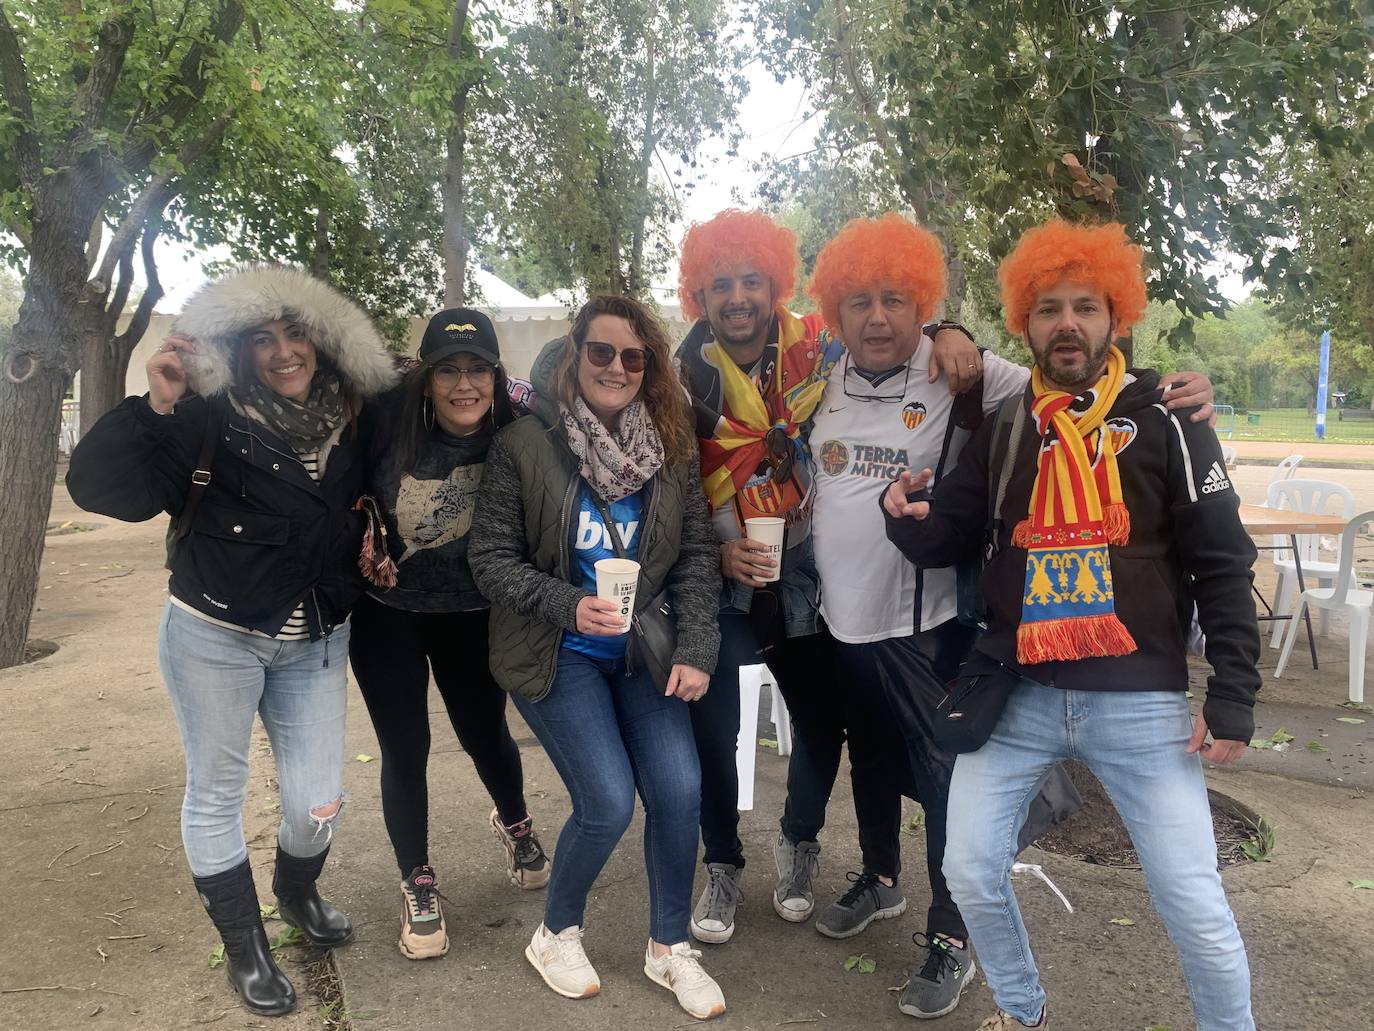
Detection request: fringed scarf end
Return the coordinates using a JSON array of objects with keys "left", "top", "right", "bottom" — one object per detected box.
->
[{"left": 1017, "top": 614, "right": 1138, "bottom": 665}]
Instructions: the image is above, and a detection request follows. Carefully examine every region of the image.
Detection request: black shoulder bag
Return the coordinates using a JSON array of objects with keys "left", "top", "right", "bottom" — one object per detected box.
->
[
  {"left": 933, "top": 394, "right": 1028, "bottom": 753},
  {"left": 587, "top": 492, "right": 677, "bottom": 692}
]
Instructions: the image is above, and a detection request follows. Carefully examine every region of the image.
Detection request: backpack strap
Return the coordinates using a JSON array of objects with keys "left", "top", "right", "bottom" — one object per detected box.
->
[
  {"left": 933, "top": 348, "right": 986, "bottom": 483},
  {"left": 173, "top": 403, "right": 218, "bottom": 544},
  {"left": 986, "top": 392, "right": 1028, "bottom": 558}
]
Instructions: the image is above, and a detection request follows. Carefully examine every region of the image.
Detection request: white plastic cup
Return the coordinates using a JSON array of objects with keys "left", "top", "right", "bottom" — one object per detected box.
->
[
  {"left": 744, "top": 517, "right": 786, "bottom": 583},
  {"left": 594, "top": 558, "right": 640, "bottom": 634}
]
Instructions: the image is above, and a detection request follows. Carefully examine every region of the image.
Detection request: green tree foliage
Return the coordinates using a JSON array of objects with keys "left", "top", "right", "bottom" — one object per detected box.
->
[
  {"left": 750, "top": 0, "right": 1374, "bottom": 330},
  {"left": 0, "top": 0, "right": 407, "bottom": 667},
  {"left": 1259, "top": 143, "right": 1374, "bottom": 405},
  {"left": 474, "top": 0, "right": 747, "bottom": 298}
]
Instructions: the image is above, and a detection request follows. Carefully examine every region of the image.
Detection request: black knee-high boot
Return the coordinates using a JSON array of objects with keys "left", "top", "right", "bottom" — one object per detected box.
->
[
  {"left": 273, "top": 845, "right": 353, "bottom": 947},
  {"left": 193, "top": 860, "right": 296, "bottom": 1016}
]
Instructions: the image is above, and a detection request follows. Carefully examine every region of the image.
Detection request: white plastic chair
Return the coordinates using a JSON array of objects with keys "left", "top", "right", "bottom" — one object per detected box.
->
[
  {"left": 735, "top": 664, "right": 792, "bottom": 811},
  {"left": 1221, "top": 444, "right": 1237, "bottom": 467},
  {"left": 1265, "top": 479, "right": 1356, "bottom": 646},
  {"left": 1270, "top": 454, "right": 1303, "bottom": 490},
  {"left": 1274, "top": 510, "right": 1373, "bottom": 704}
]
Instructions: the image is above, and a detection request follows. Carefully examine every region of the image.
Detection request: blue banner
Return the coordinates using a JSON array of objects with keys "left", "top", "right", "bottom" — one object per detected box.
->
[{"left": 1315, "top": 330, "right": 1331, "bottom": 439}]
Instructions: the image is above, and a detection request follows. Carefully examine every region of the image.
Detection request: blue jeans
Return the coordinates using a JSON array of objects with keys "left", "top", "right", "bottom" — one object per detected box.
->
[
  {"left": 944, "top": 680, "right": 1253, "bottom": 1030},
  {"left": 158, "top": 602, "right": 350, "bottom": 877},
  {"left": 512, "top": 647, "right": 701, "bottom": 944}
]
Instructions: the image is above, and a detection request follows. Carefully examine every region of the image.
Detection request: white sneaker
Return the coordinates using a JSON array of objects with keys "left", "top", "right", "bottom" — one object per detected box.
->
[
  {"left": 643, "top": 941, "right": 726, "bottom": 1020},
  {"left": 524, "top": 924, "right": 599, "bottom": 999}
]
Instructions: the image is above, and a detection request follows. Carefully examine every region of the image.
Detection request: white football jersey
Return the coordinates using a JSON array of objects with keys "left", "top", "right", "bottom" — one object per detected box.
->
[{"left": 812, "top": 337, "right": 1028, "bottom": 643}]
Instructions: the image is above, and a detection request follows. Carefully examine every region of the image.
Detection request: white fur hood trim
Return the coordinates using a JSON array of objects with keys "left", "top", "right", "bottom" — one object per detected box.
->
[{"left": 173, "top": 264, "right": 398, "bottom": 398}]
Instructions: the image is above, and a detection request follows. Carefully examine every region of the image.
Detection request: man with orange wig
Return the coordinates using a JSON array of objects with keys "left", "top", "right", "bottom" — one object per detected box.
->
[
  {"left": 675, "top": 209, "right": 983, "bottom": 947},
  {"left": 882, "top": 220, "right": 1257, "bottom": 1030}
]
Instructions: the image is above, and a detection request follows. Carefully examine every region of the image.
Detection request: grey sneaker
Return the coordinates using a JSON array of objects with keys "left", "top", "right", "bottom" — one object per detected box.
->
[
  {"left": 815, "top": 870, "right": 907, "bottom": 938},
  {"left": 898, "top": 933, "right": 975, "bottom": 1018},
  {"left": 690, "top": 863, "right": 741, "bottom": 944},
  {"left": 772, "top": 832, "right": 820, "bottom": 922}
]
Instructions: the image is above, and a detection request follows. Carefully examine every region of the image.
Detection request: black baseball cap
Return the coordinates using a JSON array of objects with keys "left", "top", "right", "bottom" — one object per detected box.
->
[{"left": 419, "top": 308, "right": 500, "bottom": 366}]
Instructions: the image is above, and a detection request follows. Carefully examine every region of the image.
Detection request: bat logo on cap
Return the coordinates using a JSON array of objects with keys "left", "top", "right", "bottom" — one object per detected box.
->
[{"left": 445, "top": 323, "right": 478, "bottom": 333}]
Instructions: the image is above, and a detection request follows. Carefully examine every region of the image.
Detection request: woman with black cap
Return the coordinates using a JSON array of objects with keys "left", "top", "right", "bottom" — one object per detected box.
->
[
  {"left": 66, "top": 265, "right": 397, "bottom": 1016},
  {"left": 349, "top": 308, "right": 550, "bottom": 962}
]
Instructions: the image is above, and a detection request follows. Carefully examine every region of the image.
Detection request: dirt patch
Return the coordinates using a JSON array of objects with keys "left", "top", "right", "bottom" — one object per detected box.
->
[
  {"left": 303, "top": 947, "right": 349, "bottom": 1030},
  {"left": 22, "top": 638, "right": 59, "bottom": 663},
  {"left": 1034, "top": 760, "right": 1268, "bottom": 868}
]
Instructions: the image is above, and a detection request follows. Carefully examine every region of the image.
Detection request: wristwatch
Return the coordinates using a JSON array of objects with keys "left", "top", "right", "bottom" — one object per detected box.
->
[{"left": 926, "top": 320, "right": 976, "bottom": 345}]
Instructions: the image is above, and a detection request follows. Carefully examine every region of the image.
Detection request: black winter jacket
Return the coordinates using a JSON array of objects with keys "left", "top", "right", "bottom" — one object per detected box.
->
[
  {"left": 883, "top": 372, "right": 1262, "bottom": 742},
  {"left": 67, "top": 394, "right": 371, "bottom": 639}
]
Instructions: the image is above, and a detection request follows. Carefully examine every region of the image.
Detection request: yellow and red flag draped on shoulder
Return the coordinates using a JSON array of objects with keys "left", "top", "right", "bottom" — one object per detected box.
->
[{"left": 686, "top": 309, "right": 840, "bottom": 520}]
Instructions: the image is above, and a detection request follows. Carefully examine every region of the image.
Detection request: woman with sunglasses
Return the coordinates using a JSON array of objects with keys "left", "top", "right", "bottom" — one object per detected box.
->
[
  {"left": 349, "top": 309, "right": 550, "bottom": 961},
  {"left": 470, "top": 296, "right": 724, "bottom": 1020}
]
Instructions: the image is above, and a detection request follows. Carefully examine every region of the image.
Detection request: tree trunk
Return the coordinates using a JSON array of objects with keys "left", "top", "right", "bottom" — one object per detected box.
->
[
  {"left": 0, "top": 187, "right": 92, "bottom": 667},
  {"left": 442, "top": 83, "right": 470, "bottom": 307},
  {"left": 78, "top": 326, "right": 131, "bottom": 435},
  {"left": 443, "top": 0, "right": 473, "bottom": 307},
  {"left": 627, "top": 46, "right": 658, "bottom": 297}
]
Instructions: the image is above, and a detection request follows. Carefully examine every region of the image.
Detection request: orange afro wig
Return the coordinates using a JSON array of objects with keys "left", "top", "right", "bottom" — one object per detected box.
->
[
  {"left": 998, "top": 220, "right": 1148, "bottom": 336},
  {"left": 677, "top": 209, "right": 799, "bottom": 321},
  {"left": 806, "top": 213, "right": 947, "bottom": 333}
]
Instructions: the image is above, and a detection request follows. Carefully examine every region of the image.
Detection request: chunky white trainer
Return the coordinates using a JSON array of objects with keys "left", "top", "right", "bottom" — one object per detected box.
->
[
  {"left": 524, "top": 923, "right": 599, "bottom": 999},
  {"left": 643, "top": 941, "right": 726, "bottom": 1020}
]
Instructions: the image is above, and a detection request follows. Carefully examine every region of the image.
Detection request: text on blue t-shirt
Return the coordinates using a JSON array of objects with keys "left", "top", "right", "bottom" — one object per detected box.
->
[{"left": 561, "top": 484, "right": 645, "bottom": 660}]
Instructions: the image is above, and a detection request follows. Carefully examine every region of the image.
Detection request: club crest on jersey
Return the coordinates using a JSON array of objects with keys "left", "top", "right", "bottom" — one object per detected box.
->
[
  {"left": 902, "top": 401, "right": 927, "bottom": 430},
  {"left": 1104, "top": 417, "right": 1137, "bottom": 456},
  {"left": 819, "top": 439, "right": 849, "bottom": 477}
]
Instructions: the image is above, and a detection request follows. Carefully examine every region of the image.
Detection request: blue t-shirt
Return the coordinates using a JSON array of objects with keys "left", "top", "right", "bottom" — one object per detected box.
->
[{"left": 562, "top": 484, "right": 645, "bottom": 660}]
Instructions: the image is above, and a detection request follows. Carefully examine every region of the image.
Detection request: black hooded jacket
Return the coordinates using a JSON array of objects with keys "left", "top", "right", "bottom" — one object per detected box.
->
[
  {"left": 66, "top": 265, "right": 397, "bottom": 639},
  {"left": 883, "top": 372, "right": 1262, "bottom": 742}
]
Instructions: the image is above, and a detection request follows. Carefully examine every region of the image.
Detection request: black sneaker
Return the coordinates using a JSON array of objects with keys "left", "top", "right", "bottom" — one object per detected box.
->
[
  {"left": 815, "top": 870, "right": 907, "bottom": 939},
  {"left": 898, "top": 933, "right": 975, "bottom": 1019},
  {"left": 490, "top": 809, "right": 550, "bottom": 890}
]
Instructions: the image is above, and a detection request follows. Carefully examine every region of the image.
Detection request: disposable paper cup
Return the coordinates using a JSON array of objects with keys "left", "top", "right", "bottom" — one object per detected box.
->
[
  {"left": 744, "top": 517, "right": 786, "bottom": 583},
  {"left": 594, "top": 558, "right": 640, "bottom": 634}
]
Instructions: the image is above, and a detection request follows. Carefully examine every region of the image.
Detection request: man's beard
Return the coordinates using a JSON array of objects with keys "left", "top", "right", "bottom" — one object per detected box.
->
[
  {"left": 1031, "top": 330, "right": 1113, "bottom": 390},
  {"left": 713, "top": 305, "right": 763, "bottom": 346}
]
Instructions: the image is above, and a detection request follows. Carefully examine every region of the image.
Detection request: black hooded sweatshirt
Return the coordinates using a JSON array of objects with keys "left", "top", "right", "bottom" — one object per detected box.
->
[{"left": 882, "top": 371, "right": 1261, "bottom": 743}]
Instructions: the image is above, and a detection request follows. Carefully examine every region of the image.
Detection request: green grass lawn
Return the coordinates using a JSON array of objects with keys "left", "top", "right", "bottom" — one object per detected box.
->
[{"left": 1220, "top": 408, "right": 1374, "bottom": 444}]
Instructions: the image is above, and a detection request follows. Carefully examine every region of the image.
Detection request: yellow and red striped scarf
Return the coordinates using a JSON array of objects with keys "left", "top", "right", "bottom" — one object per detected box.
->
[{"left": 1011, "top": 346, "right": 1137, "bottom": 664}]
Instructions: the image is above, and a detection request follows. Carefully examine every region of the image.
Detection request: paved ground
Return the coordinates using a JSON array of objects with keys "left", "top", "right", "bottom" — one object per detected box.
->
[{"left": 2, "top": 469, "right": 1371, "bottom": 1031}]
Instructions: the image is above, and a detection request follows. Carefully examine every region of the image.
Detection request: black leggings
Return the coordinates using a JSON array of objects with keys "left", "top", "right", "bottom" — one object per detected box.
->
[{"left": 349, "top": 595, "right": 528, "bottom": 875}]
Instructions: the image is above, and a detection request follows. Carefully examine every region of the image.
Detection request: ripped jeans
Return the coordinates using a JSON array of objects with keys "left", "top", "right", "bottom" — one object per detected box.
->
[{"left": 158, "top": 601, "right": 349, "bottom": 876}]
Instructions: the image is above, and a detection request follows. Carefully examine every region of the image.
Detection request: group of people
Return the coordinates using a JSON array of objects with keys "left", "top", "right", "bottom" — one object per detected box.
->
[{"left": 67, "top": 208, "right": 1262, "bottom": 1031}]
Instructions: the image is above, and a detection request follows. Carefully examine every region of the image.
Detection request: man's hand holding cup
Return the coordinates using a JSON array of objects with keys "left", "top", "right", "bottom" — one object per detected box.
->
[{"left": 720, "top": 537, "right": 777, "bottom": 586}]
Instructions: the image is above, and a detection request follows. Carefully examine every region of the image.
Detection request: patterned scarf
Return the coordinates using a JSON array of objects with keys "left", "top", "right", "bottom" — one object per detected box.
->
[
  {"left": 560, "top": 396, "right": 664, "bottom": 503},
  {"left": 682, "top": 307, "right": 840, "bottom": 518},
  {"left": 1011, "top": 345, "right": 1137, "bottom": 664},
  {"left": 238, "top": 368, "right": 347, "bottom": 453}
]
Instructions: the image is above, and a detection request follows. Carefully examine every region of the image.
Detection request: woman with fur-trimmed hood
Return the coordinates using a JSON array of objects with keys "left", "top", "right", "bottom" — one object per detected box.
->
[{"left": 68, "top": 265, "right": 397, "bottom": 1017}]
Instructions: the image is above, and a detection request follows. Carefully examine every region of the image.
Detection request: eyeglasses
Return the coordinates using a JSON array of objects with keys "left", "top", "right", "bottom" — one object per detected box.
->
[
  {"left": 432, "top": 363, "right": 496, "bottom": 387},
  {"left": 841, "top": 355, "right": 911, "bottom": 404},
  {"left": 580, "top": 340, "right": 653, "bottom": 374}
]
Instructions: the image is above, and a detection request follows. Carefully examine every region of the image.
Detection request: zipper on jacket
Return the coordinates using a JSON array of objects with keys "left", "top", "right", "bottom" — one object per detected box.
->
[
  {"left": 312, "top": 590, "right": 331, "bottom": 667},
  {"left": 543, "top": 473, "right": 581, "bottom": 697}
]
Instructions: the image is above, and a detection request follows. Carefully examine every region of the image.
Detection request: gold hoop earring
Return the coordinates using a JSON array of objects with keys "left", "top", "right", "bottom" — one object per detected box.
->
[{"left": 423, "top": 396, "right": 434, "bottom": 430}]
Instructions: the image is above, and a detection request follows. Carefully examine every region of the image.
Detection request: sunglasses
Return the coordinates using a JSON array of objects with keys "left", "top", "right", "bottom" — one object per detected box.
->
[{"left": 579, "top": 339, "right": 653, "bottom": 374}]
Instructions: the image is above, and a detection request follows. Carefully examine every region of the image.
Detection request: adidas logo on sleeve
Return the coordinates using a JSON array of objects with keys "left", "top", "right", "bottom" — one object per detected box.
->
[{"left": 1201, "top": 460, "right": 1233, "bottom": 495}]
